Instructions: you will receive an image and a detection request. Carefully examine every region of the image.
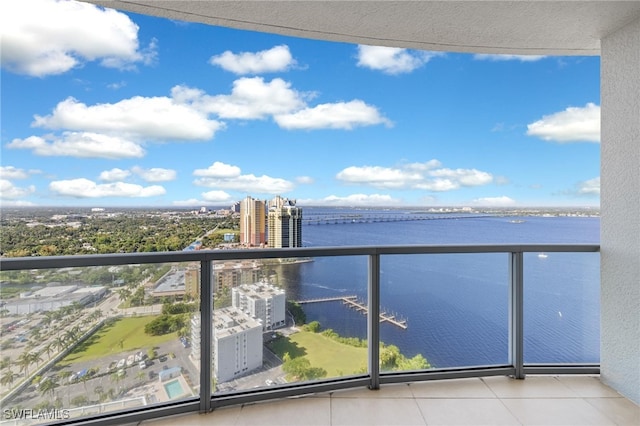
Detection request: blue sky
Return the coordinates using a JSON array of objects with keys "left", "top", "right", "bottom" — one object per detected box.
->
[{"left": 0, "top": 0, "right": 601, "bottom": 209}]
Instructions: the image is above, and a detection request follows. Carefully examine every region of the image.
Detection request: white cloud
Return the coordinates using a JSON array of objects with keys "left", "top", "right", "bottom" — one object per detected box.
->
[
  {"left": 275, "top": 100, "right": 391, "bottom": 130},
  {"left": 428, "top": 168, "right": 493, "bottom": 187},
  {"left": 7, "top": 133, "right": 146, "bottom": 159},
  {"left": 471, "top": 196, "right": 517, "bottom": 207},
  {"left": 337, "top": 166, "right": 422, "bottom": 189},
  {"left": 99, "top": 168, "right": 131, "bottom": 182},
  {"left": 473, "top": 54, "right": 546, "bottom": 62},
  {"left": 131, "top": 166, "right": 177, "bottom": 182},
  {"left": 577, "top": 177, "right": 600, "bottom": 195},
  {"left": 0, "top": 179, "right": 36, "bottom": 199},
  {"left": 33, "top": 96, "right": 224, "bottom": 141},
  {"left": 356, "top": 45, "right": 442, "bottom": 74},
  {"left": 210, "top": 45, "right": 296, "bottom": 74},
  {"left": 195, "top": 174, "right": 294, "bottom": 194},
  {"left": 193, "top": 162, "right": 293, "bottom": 194},
  {"left": 193, "top": 162, "right": 241, "bottom": 178},
  {"left": 49, "top": 178, "right": 165, "bottom": 198},
  {"left": 526, "top": 103, "right": 600, "bottom": 142},
  {"left": 201, "top": 190, "right": 232, "bottom": 202},
  {"left": 0, "top": 166, "right": 29, "bottom": 180},
  {"left": 337, "top": 161, "right": 494, "bottom": 192},
  {"left": 300, "top": 193, "right": 399, "bottom": 206},
  {"left": 172, "top": 78, "right": 306, "bottom": 120},
  {"left": 0, "top": 0, "right": 156, "bottom": 77}
]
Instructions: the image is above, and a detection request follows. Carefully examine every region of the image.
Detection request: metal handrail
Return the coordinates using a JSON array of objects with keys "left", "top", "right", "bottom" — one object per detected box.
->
[{"left": 0, "top": 243, "right": 600, "bottom": 425}]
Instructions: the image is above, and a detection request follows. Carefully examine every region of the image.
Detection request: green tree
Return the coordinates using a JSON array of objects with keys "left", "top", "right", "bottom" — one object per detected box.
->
[
  {"left": 1, "top": 369, "right": 18, "bottom": 387},
  {"left": 38, "top": 376, "right": 59, "bottom": 399},
  {"left": 306, "top": 321, "right": 321, "bottom": 333}
]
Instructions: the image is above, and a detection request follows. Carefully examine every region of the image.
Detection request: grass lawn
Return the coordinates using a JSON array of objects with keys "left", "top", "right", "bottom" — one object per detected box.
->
[
  {"left": 269, "top": 331, "right": 367, "bottom": 377},
  {"left": 62, "top": 316, "right": 177, "bottom": 364}
]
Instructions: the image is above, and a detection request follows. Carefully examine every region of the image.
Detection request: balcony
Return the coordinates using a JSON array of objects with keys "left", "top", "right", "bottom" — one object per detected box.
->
[
  {"left": 141, "top": 376, "right": 638, "bottom": 426},
  {"left": 2, "top": 243, "right": 631, "bottom": 426}
]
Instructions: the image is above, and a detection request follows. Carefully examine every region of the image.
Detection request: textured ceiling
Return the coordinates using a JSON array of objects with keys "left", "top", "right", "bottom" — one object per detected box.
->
[{"left": 84, "top": 1, "right": 640, "bottom": 55}]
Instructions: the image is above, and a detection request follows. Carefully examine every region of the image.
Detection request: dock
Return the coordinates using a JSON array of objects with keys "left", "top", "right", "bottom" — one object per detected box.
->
[{"left": 296, "top": 296, "right": 408, "bottom": 330}]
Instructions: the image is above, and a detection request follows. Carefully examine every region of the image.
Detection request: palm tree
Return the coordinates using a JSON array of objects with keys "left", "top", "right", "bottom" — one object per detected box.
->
[
  {"left": 43, "top": 342, "right": 55, "bottom": 360},
  {"left": 94, "top": 385, "right": 105, "bottom": 402},
  {"left": 38, "top": 376, "right": 59, "bottom": 399},
  {"left": 30, "top": 351, "right": 43, "bottom": 368},
  {"left": 58, "top": 370, "right": 72, "bottom": 405},
  {"left": 1, "top": 369, "right": 18, "bottom": 387},
  {"left": 110, "top": 371, "right": 124, "bottom": 396},
  {"left": 16, "top": 351, "right": 33, "bottom": 377}
]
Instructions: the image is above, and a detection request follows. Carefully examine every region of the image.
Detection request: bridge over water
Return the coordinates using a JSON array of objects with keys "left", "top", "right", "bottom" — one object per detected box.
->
[{"left": 302, "top": 213, "right": 495, "bottom": 225}]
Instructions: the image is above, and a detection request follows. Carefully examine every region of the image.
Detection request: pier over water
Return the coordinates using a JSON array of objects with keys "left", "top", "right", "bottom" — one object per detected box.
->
[{"left": 296, "top": 296, "right": 408, "bottom": 330}]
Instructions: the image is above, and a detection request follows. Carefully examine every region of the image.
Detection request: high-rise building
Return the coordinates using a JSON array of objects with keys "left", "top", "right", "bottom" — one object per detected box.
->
[
  {"left": 190, "top": 307, "right": 263, "bottom": 383},
  {"left": 267, "top": 196, "right": 302, "bottom": 248},
  {"left": 232, "top": 283, "right": 286, "bottom": 331},
  {"left": 239, "top": 196, "right": 266, "bottom": 246}
]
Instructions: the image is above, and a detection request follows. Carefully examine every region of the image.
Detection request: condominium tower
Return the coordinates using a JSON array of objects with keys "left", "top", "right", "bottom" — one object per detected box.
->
[
  {"left": 239, "top": 196, "right": 266, "bottom": 246},
  {"left": 267, "top": 196, "right": 302, "bottom": 248}
]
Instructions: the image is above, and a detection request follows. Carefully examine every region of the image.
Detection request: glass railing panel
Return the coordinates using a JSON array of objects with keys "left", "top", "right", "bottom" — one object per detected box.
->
[
  {"left": 212, "top": 255, "right": 368, "bottom": 395},
  {"left": 379, "top": 253, "right": 509, "bottom": 372},
  {"left": 0, "top": 262, "right": 200, "bottom": 424},
  {"left": 523, "top": 252, "right": 600, "bottom": 364}
]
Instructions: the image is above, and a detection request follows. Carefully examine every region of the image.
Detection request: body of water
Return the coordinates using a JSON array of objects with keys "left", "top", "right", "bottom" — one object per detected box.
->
[{"left": 275, "top": 208, "right": 600, "bottom": 369}]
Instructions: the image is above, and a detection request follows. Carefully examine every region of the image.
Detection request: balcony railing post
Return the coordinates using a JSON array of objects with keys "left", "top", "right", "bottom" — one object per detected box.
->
[
  {"left": 200, "top": 259, "right": 213, "bottom": 412},
  {"left": 368, "top": 253, "right": 380, "bottom": 390},
  {"left": 509, "top": 252, "right": 525, "bottom": 379}
]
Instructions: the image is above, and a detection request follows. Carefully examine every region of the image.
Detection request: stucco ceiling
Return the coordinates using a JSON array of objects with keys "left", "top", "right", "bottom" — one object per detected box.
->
[{"left": 84, "top": 1, "right": 640, "bottom": 55}]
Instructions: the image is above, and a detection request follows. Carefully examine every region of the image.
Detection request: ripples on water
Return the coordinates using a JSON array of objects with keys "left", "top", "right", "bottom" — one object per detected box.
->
[{"left": 277, "top": 211, "right": 600, "bottom": 368}]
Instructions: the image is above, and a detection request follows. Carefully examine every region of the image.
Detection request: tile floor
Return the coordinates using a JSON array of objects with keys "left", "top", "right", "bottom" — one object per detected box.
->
[{"left": 141, "top": 376, "right": 639, "bottom": 425}]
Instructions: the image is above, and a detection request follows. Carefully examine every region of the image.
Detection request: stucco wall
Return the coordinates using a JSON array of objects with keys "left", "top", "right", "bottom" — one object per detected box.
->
[{"left": 601, "top": 16, "right": 640, "bottom": 404}]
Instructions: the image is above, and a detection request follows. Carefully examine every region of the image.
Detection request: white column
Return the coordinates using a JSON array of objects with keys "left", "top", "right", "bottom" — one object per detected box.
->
[{"left": 600, "top": 16, "right": 640, "bottom": 404}]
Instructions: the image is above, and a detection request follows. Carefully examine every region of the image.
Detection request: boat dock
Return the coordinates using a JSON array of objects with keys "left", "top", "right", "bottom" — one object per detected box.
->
[{"left": 296, "top": 296, "right": 408, "bottom": 330}]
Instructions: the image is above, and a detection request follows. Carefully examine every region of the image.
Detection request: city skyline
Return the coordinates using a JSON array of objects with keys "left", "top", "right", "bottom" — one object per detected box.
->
[{"left": 1, "top": 0, "right": 600, "bottom": 209}]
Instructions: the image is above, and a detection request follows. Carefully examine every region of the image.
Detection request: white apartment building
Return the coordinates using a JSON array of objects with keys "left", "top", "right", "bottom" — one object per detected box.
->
[
  {"left": 232, "top": 283, "right": 286, "bottom": 331},
  {"left": 213, "top": 307, "right": 263, "bottom": 383},
  {"left": 191, "top": 308, "right": 263, "bottom": 383}
]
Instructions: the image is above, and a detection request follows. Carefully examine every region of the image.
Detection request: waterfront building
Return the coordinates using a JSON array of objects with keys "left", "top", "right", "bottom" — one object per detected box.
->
[
  {"left": 267, "top": 196, "right": 302, "bottom": 248},
  {"left": 191, "top": 306, "right": 264, "bottom": 383},
  {"left": 239, "top": 196, "right": 266, "bottom": 247},
  {"left": 232, "top": 283, "right": 286, "bottom": 331},
  {"left": 213, "top": 260, "right": 261, "bottom": 294},
  {"left": 213, "top": 307, "right": 263, "bottom": 382}
]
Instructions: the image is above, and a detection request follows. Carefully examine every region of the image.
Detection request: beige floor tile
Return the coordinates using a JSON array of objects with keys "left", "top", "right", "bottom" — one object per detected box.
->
[
  {"left": 501, "top": 398, "right": 616, "bottom": 425},
  {"left": 235, "top": 397, "right": 331, "bottom": 426},
  {"left": 331, "top": 398, "right": 426, "bottom": 426},
  {"left": 481, "top": 376, "right": 579, "bottom": 398},
  {"left": 555, "top": 375, "right": 622, "bottom": 398},
  {"left": 409, "top": 378, "right": 495, "bottom": 398},
  {"left": 416, "top": 398, "right": 520, "bottom": 425},
  {"left": 331, "top": 383, "right": 414, "bottom": 398},
  {"left": 585, "top": 397, "right": 640, "bottom": 426},
  {"left": 140, "top": 406, "right": 241, "bottom": 426}
]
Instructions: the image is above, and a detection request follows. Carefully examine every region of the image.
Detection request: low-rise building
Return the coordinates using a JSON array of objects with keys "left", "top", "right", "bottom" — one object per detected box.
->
[{"left": 232, "top": 283, "right": 286, "bottom": 331}]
